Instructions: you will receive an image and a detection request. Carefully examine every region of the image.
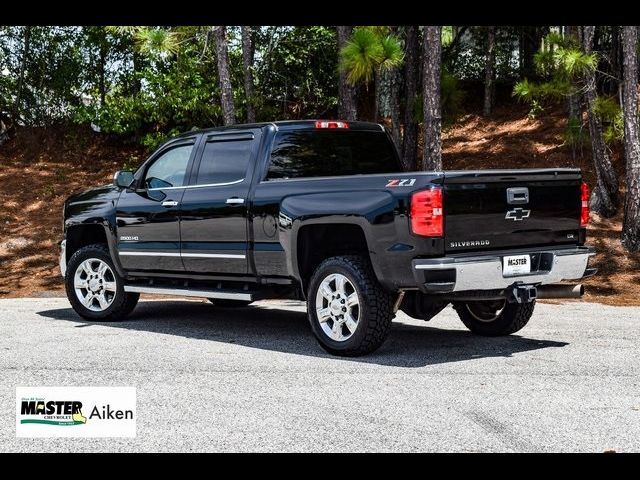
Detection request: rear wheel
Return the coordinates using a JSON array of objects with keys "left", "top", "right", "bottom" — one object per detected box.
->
[
  {"left": 207, "top": 299, "right": 253, "bottom": 308},
  {"left": 453, "top": 299, "right": 535, "bottom": 336},
  {"left": 307, "top": 255, "right": 394, "bottom": 357},
  {"left": 65, "top": 244, "right": 139, "bottom": 321}
]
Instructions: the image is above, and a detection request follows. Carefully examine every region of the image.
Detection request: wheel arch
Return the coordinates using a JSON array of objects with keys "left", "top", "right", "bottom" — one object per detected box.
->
[
  {"left": 65, "top": 222, "right": 125, "bottom": 277},
  {"left": 293, "top": 220, "right": 383, "bottom": 296}
]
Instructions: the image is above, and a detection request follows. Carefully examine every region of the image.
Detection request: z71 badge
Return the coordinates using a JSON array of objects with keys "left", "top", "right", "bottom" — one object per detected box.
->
[{"left": 386, "top": 178, "right": 416, "bottom": 187}]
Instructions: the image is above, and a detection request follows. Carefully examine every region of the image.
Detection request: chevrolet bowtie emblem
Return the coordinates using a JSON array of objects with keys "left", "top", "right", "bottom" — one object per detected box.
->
[{"left": 505, "top": 208, "right": 531, "bottom": 221}]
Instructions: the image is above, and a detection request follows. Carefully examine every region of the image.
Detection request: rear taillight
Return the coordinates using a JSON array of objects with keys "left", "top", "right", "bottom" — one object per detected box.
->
[
  {"left": 315, "top": 120, "right": 349, "bottom": 129},
  {"left": 410, "top": 188, "right": 443, "bottom": 237},
  {"left": 580, "top": 182, "right": 590, "bottom": 227}
]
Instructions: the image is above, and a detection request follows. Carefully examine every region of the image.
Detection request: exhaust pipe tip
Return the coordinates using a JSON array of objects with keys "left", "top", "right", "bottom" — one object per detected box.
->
[{"left": 536, "top": 284, "right": 584, "bottom": 299}]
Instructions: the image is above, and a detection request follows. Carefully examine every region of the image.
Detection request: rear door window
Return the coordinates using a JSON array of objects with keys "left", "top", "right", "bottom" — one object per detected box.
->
[{"left": 196, "top": 138, "right": 253, "bottom": 185}]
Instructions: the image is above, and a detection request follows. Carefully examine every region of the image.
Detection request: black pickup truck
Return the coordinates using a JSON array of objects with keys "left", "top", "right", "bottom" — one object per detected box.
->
[{"left": 60, "top": 120, "right": 595, "bottom": 356}]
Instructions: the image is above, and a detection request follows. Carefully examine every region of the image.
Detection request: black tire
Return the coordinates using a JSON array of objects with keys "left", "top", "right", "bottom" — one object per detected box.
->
[
  {"left": 307, "top": 255, "right": 394, "bottom": 357},
  {"left": 65, "top": 244, "right": 139, "bottom": 321},
  {"left": 207, "top": 299, "right": 253, "bottom": 308},
  {"left": 453, "top": 299, "right": 535, "bottom": 336}
]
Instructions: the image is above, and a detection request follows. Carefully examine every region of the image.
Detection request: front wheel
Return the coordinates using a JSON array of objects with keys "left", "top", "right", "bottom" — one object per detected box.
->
[
  {"left": 65, "top": 244, "right": 139, "bottom": 321},
  {"left": 453, "top": 299, "right": 535, "bottom": 336},
  {"left": 307, "top": 255, "right": 394, "bottom": 357}
]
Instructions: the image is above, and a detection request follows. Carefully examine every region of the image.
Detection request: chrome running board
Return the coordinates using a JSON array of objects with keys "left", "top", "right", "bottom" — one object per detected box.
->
[{"left": 123, "top": 285, "right": 254, "bottom": 301}]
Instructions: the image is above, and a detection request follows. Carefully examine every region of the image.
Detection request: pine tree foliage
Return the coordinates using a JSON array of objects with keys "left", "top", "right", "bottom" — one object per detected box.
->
[
  {"left": 339, "top": 27, "right": 403, "bottom": 86},
  {"left": 513, "top": 32, "right": 596, "bottom": 116}
]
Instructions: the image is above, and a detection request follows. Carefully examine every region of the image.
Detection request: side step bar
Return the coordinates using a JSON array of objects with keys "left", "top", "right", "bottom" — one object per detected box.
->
[{"left": 124, "top": 285, "right": 254, "bottom": 301}]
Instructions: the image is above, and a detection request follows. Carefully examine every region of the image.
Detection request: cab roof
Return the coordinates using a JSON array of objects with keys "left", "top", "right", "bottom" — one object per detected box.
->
[{"left": 176, "top": 120, "right": 385, "bottom": 138}]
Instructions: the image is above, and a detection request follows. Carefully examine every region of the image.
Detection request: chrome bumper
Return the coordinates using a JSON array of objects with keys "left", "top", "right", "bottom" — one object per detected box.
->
[
  {"left": 412, "top": 246, "right": 595, "bottom": 293},
  {"left": 59, "top": 240, "right": 67, "bottom": 277}
]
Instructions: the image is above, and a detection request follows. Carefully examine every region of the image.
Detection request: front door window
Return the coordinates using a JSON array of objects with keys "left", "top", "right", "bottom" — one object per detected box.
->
[{"left": 144, "top": 145, "right": 193, "bottom": 189}]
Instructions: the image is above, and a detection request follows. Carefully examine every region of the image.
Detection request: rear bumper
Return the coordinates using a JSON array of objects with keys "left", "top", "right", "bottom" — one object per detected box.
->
[{"left": 412, "top": 246, "right": 595, "bottom": 293}]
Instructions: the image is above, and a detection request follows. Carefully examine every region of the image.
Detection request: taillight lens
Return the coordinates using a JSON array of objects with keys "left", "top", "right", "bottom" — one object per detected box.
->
[
  {"left": 580, "top": 182, "right": 590, "bottom": 227},
  {"left": 411, "top": 188, "right": 443, "bottom": 237}
]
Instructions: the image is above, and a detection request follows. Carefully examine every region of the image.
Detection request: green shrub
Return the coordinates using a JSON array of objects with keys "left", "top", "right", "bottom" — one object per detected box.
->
[
  {"left": 140, "top": 128, "right": 181, "bottom": 151},
  {"left": 441, "top": 69, "right": 464, "bottom": 125},
  {"left": 563, "top": 116, "right": 587, "bottom": 147},
  {"left": 122, "top": 155, "right": 142, "bottom": 172},
  {"left": 593, "top": 96, "right": 623, "bottom": 144}
]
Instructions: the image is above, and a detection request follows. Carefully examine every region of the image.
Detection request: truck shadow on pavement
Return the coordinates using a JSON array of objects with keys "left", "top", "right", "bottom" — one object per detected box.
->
[{"left": 38, "top": 300, "right": 568, "bottom": 368}]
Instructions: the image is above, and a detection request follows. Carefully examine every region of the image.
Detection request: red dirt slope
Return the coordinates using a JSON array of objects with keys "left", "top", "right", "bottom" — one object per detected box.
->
[
  {"left": 0, "top": 107, "right": 637, "bottom": 306},
  {"left": 0, "top": 126, "right": 144, "bottom": 297}
]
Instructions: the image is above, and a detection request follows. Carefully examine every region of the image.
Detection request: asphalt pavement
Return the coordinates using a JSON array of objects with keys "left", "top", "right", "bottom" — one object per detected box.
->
[{"left": 0, "top": 297, "right": 638, "bottom": 452}]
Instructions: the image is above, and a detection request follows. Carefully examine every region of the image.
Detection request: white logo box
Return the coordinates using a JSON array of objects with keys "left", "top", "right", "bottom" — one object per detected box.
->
[{"left": 16, "top": 386, "right": 136, "bottom": 438}]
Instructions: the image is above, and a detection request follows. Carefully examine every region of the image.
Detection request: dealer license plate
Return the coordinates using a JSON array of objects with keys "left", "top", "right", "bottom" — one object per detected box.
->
[{"left": 502, "top": 254, "right": 531, "bottom": 276}]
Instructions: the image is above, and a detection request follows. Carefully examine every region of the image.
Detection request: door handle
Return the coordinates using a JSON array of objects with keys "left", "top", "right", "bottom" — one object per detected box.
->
[
  {"left": 226, "top": 198, "right": 245, "bottom": 205},
  {"left": 161, "top": 200, "right": 179, "bottom": 207}
]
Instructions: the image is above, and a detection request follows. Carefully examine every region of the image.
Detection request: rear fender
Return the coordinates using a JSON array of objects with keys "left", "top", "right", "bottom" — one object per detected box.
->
[{"left": 279, "top": 191, "right": 396, "bottom": 285}]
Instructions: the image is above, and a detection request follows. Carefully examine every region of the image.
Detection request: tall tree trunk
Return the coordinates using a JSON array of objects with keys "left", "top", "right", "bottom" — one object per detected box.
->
[
  {"left": 401, "top": 25, "right": 419, "bottom": 171},
  {"left": 483, "top": 26, "right": 496, "bottom": 117},
  {"left": 422, "top": 26, "right": 442, "bottom": 171},
  {"left": 389, "top": 68, "right": 401, "bottom": 153},
  {"left": 99, "top": 28, "right": 107, "bottom": 106},
  {"left": 521, "top": 26, "right": 547, "bottom": 78},
  {"left": 566, "top": 26, "right": 581, "bottom": 121},
  {"left": 132, "top": 50, "right": 142, "bottom": 94},
  {"left": 582, "top": 26, "right": 619, "bottom": 217},
  {"left": 565, "top": 25, "right": 582, "bottom": 160},
  {"left": 609, "top": 26, "right": 622, "bottom": 96},
  {"left": 241, "top": 26, "right": 256, "bottom": 123},
  {"left": 214, "top": 26, "right": 236, "bottom": 125},
  {"left": 521, "top": 27, "right": 536, "bottom": 78},
  {"left": 336, "top": 26, "right": 357, "bottom": 121},
  {"left": 621, "top": 26, "right": 640, "bottom": 251},
  {"left": 374, "top": 69, "right": 381, "bottom": 123},
  {"left": 12, "top": 25, "right": 32, "bottom": 122}
]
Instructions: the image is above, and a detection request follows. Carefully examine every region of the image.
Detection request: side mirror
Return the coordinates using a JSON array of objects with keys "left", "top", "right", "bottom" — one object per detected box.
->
[{"left": 113, "top": 170, "right": 135, "bottom": 188}]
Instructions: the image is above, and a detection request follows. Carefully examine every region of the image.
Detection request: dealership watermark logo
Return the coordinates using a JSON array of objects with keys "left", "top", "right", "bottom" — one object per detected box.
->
[{"left": 16, "top": 387, "right": 136, "bottom": 437}]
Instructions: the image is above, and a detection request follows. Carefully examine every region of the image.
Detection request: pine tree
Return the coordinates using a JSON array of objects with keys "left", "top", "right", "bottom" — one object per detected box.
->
[
  {"left": 621, "top": 26, "right": 640, "bottom": 251},
  {"left": 214, "top": 26, "right": 236, "bottom": 125},
  {"left": 483, "top": 26, "right": 496, "bottom": 117},
  {"left": 582, "top": 26, "right": 619, "bottom": 217},
  {"left": 339, "top": 27, "right": 403, "bottom": 148},
  {"left": 401, "top": 25, "right": 420, "bottom": 171},
  {"left": 336, "top": 26, "right": 357, "bottom": 121},
  {"left": 241, "top": 26, "right": 256, "bottom": 123},
  {"left": 12, "top": 26, "right": 32, "bottom": 122},
  {"left": 422, "top": 26, "right": 442, "bottom": 171}
]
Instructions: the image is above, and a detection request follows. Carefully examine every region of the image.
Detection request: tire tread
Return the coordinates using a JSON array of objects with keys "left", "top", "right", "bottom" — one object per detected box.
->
[
  {"left": 308, "top": 255, "right": 394, "bottom": 356},
  {"left": 65, "top": 243, "right": 138, "bottom": 321},
  {"left": 455, "top": 300, "right": 535, "bottom": 336}
]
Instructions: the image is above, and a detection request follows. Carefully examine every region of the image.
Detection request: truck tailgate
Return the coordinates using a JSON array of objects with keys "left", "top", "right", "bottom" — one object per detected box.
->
[{"left": 443, "top": 169, "right": 582, "bottom": 252}]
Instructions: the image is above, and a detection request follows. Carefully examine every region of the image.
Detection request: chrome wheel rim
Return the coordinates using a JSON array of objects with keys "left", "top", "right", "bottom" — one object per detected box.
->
[
  {"left": 315, "top": 273, "right": 360, "bottom": 342},
  {"left": 74, "top": 259, "right": 117, "bottom": 312},
  {"left": 465, "top": 300, "right": 506, "bottom": 323}
]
